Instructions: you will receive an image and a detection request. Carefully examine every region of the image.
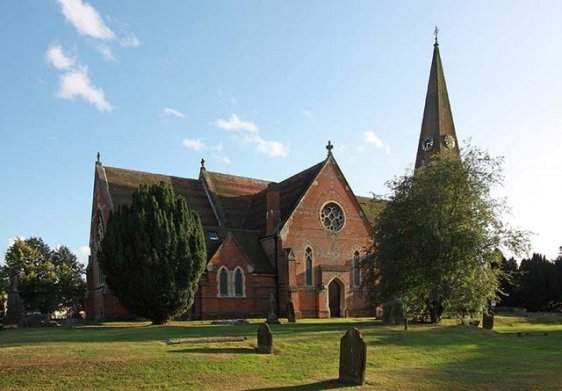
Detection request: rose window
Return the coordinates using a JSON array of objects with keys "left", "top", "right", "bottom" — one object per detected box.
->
[{"left": 320, "top": 202, "right": 345, "bottom": 232}]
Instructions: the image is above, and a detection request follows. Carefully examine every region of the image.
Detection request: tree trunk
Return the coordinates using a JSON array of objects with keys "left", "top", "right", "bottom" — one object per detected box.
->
[{"left": 428, "top": 300, "right": 443, "bottom": 324}]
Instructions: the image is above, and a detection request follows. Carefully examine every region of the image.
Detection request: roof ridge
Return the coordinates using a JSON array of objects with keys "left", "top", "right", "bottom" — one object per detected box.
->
[
  {"left": 206, "top": 170, "right": 273, "bottom": 185},
  {"left": 104, "top": 165, "right": 200, "bottom": 182}
]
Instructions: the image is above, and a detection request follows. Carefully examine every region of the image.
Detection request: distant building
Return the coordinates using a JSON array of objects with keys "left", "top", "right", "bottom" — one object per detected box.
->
[{"left": 85, "top": 38, "right": 459, "bottom": 321}]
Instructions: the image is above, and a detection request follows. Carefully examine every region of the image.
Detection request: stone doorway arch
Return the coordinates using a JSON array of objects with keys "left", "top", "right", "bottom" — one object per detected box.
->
[{"left": 328, "top": 278, "right": 344, "bottom": 318}]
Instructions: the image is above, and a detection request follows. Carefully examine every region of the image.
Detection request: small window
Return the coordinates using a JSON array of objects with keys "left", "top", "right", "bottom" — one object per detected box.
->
[
  {"left": 208, "top": 231, "right": 219, "bottom": 241},
  {"left": 305, "top": 247, "right": 313, "bottom": 286},
  {"left": 234, "top": 268, "right": 244, "bottom": 297},
  {"left": 219, "top": 267, "right": 229, "bottom": 297},
  {"left": 353, "top": 251, "right": 361, "bottom": 287}
]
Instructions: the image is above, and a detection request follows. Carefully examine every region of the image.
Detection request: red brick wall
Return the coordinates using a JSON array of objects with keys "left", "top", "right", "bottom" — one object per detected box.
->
[
  {"left": 197, "top": 234, "right": 276, "bottom": 319},
  {"left": 280, "top": 159, "right": 374, "bottom": 318}
]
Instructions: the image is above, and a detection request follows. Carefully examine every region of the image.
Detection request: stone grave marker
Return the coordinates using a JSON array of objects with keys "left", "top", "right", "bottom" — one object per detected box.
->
[
  {"left": 482, "top": 312, "right": 494, "bottom": 330},
  {"left": 339, "top": 328, "right": 367, "bottom": 385},
  {"left": 266, "top": 293, "right": 280, "bottom": 324},
  {"left": 3, "top": 273, "right": 22, "bottom": 326},
  {"left": 286, "top": 299, "right": 296, "bottom": 323},
  {"left": 257, "top": 323, "right": 273, "bottom": 354}
]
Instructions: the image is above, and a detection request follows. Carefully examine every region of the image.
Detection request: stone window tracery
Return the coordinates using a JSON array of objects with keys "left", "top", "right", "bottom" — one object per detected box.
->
[
  {"left": 234, "top": 267, "right": 245, "bottom": 297},
  {"left": 218, "top": 267, "right": 229, "bottom": 297},
  {"left": 320, "top": 202, "right": 345, "bottom": 232},
  {"left": 353, "top": 250, "right": 361, "bottom": 287},
  {"left": 305, "top": 247, "right": 313, "bottom": 286}
]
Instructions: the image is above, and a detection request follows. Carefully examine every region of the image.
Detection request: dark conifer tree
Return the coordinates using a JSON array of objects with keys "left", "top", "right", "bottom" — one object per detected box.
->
[
  {"left": 97, "top": 182, "right": 207, "bottom": 324},
  {"left": 499, "top": 257, "right": 521, "bottom": 307},
  {"left": 519, "top": 253, "right": 554, "bottom": 311}
]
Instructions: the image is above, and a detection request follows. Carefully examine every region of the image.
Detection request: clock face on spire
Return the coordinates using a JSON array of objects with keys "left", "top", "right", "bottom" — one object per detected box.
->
[
  {"left": 421, "top": 136, "right": 435, "bottom": 151},
  {"left": 443, "top": 135, "right": 456, "bottom": 149}
]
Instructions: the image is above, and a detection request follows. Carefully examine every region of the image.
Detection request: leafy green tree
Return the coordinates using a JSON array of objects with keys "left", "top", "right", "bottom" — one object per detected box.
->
[
  {"left": 0, "top": 266, "right": 8, "bottom": 322},
  {"left": 5, "top": 238, "right": 56, "bottom": 313},
  {"left": 365, "top": 145, "right": 528, "bottom": 323},
  {"left": 97, "top": 182, "right": 207, "bottom": 324},
  {"left": 51, "top": 246, "right": 86, "bottom": 317},
  {"left": 4, "top": 238, "right": 86, "bottom": 315}
]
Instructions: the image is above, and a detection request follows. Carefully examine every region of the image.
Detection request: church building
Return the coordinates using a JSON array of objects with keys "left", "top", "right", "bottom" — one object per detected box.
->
[{"left": 85, "top": 37, "right": 459, "bottom": 321}]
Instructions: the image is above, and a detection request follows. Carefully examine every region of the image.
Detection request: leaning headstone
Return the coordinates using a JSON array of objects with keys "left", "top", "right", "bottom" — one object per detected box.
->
[
  {"left": 3, "top": 273, "right": 22, "bottom": 326},
  {"left": 257, "top": 323, "right": 273, "bottom": 354},
  {"left": 286, "top": 299, "right": 296, "bottom": 323},
  {"left": 482, "top": 312, "right": 494, "bottom": 330},
  {"left": 266, "top": 293, "right": 280, "bottom": 324},
  {"left": 339, "top": 328, "right": 367, "bottom": 385}
]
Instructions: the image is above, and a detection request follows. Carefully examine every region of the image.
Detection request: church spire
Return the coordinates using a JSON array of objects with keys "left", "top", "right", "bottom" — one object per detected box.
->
[{"left": 415, "top": 31, "right": 459, "bottom": 169}]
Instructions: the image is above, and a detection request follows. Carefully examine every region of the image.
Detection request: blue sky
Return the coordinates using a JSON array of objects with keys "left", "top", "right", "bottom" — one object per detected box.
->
[{"left": 1, "top": 0, "right": 561, "bottom": 264}]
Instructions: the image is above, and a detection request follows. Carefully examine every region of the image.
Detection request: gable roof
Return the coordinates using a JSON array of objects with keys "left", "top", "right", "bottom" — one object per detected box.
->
[
  {"left": 200, "top": 169, "right": 271, "bottom": 229},
  {"left": 278, "top": 160, "right": 326, "bottom": 225},
  {"left": 101, "top": 166, "right": 219, "bottom": 227},
  {"left": 207, "top": 229, "right": 274, "bottom": 274}
]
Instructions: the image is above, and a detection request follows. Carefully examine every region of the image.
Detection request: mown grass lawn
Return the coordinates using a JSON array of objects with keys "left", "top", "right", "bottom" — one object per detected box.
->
[{"left": 1, "top": 315, "right": 561, "bottom": 390}]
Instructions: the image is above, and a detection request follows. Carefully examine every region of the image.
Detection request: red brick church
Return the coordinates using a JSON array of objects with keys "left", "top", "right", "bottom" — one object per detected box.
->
[{"left": 85, "top": 38, "right": 459, "bottom": 320}]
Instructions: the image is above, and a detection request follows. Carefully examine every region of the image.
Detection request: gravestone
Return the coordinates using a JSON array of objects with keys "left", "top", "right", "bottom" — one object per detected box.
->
[
  {"left": 3, "top": 273, "right": 22, "bottom": 326},
  {"left": 257, "top": 323, "right": 273, "bottom": 354},
  {"left": 482, "top": 312, "right": 494, "bottom": 330},
  {"left": 286, "top": 299, "right": 296, "bottom": 323},
  {"left": 266, "top": 293, "right": 280, "bottom": 324},
  {"left": 339, "top": 328, "right": 367, "bottom": 385}
]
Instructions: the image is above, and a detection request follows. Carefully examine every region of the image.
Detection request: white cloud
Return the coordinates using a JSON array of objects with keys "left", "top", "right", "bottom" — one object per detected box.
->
[
  {"left": 213, "top": 154, "right": 231, "bottom": 164},
  {"left": 75, "top": 245, "right": 90, "bottom": 265},
  {"left": 56, "top": 67, "right": 112, "bottom": 112},
  {"left": 57, "top": 0, "right": 114, "bottom": 40},
  {"left": 45, "top": 44, "right": 76, "bottom": 70},
  {"left": 302, "top": 110, "right": 314, "bottom": 119},
  {"left": 334, "top": 144, "right": 349, "bottom": 156},
  {"left": 215, "top": 114, "right": 289, "bottom": 158},
  {"left": 120, "top": 34, "right": 140, "bottom": 48},
  {"left": 215, "top": 114, "right": 258, "bottom": 133},
  {"left": 94, "top": 43, "right": 116, "bottom": 62},
  {"left": 182, "top": 138, "right": 206, "bottom": 151},
  {"left": 363, "top": 131, "right": 391, "bottom": 154},
  {"left": 161, "top": 107, "right": 185, "bottom": 119},
  {"left": 249, "top": 135, "right": 290, "bottom": 157}
]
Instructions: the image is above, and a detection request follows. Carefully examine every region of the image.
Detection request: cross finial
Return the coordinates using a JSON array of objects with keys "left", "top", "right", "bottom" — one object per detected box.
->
[
  {"left": 96, "top": 152, "right": 101, "bottom": 165},
  {"left": 326, "top": 140, "right": 334, "bottom": 156},
  {"left": 434, "top": 26, "right": 439, "bottom": 45},
  {"left": 200, "top": 158, "right": 205, "bottom": 169}
]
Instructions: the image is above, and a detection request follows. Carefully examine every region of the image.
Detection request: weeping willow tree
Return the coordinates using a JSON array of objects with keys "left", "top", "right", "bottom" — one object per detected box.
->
[
  {"left": 97, "top": 182, "right": 207, "bottom": 324},
  {"left": 364, "top": 144, "right": 528, "bottom": 323}
]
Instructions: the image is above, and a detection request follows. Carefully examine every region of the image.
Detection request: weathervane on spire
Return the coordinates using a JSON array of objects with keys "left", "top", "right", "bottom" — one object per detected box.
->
[
  {"left": 200, "top": 158, "right": 205, "bottom": 169},
  {"left": 434, "top": 26, "right": 439, "bottom": 45},
  {"left": 326, "top": 140, "right": 334, "bottom": 157},
  {"left": 96, "top": 152, "right": 101, "bottom": 165}
]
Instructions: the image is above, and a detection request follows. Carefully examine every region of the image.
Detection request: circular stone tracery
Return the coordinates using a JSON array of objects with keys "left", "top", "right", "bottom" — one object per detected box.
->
[{"left": 320, "top": 202, "right": 345, "bottom": 232}]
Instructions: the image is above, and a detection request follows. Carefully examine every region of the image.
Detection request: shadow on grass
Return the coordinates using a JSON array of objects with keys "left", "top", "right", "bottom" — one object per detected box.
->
[
  {"left": 168, "top": 347, "right": 257, "bottom": 355},
  {"left": 250, "top": 379, "right": 352, "bottom": 390},
  {"left": 0, "top": 320, "right": 382, "bottom": 346}
]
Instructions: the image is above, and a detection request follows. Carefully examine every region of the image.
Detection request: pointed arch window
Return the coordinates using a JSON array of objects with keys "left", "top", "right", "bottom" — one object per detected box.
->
[
  {"left": 305, "top": 247, "right": 313, "bottom": 286},
  {"left": 353, "top": 251, "right": 361, "bottom": 287},
  {"left": 234, "top": 267, "right": 245, "bottom": 297},
  {"left": 218, "top": 267, "right": 229, "bottom": 297}
]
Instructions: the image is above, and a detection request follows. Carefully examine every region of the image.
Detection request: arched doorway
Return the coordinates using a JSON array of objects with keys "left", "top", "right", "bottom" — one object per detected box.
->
[{"left": 328, "top": 280, "right": 342, "bottom": 317}]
